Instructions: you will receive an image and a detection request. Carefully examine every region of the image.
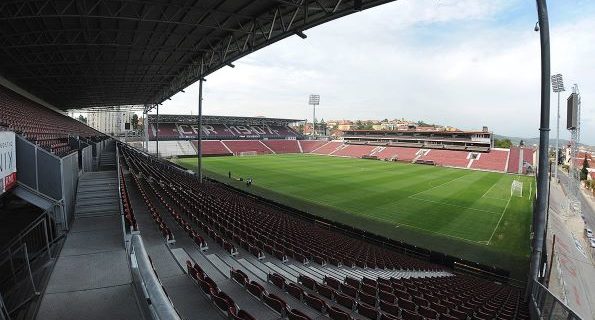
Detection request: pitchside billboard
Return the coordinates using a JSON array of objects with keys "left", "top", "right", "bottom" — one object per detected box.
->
[{"left": 0, "top": 131, "right": 17, "bottom": 195}]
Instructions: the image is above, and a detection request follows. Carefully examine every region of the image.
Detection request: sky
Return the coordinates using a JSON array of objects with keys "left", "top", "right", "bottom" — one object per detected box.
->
[{"left": 156, "top": 0, "right": 595, "bottom": 145}]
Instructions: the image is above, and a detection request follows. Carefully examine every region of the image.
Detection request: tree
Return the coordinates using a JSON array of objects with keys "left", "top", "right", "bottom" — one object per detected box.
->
[
  {"left": 580, "top": 156, "right": 589, "bottom": 181},
  {"left": 131, "top": 113, "right": 139, "bottom": 130},
  {"left": 557, "top": 149, "right": 565, "bottom": 164},
  {"left": 77, "top": 115, "right": 87, "bottom": 124},
  {"left": 494, "top": 138, "right": 512, "bottom": 149}
]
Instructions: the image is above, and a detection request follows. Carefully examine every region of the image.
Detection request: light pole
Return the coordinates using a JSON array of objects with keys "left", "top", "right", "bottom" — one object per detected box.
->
[
  {"left": 551, "top": 73, "right": 564, "bottom": 181},
  {"left": 530, "top": 0, "right": 551, "bottom": 286},
  {"left": 309, "top": 94, "right": 320, "bottom": 138}
]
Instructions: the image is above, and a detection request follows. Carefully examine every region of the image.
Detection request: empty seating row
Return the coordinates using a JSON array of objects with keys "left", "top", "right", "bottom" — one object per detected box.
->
[
  {"left": 262, "top": 140, "right": 301, "bottom": 154},
  {"left": 118, "top": 162, "right": 138, "bottom": 231},
  {"left": 0, "top": 85, "right": 104, "bottom": 157},
  {"left": 186, "top": 261, "right": 255, "bottom": 320},
  {"left": 120, "top": 144, "right": 441, "bottom": 271},
  {"left": 120, "top": 144, "right": 529, "bottom": 320}
]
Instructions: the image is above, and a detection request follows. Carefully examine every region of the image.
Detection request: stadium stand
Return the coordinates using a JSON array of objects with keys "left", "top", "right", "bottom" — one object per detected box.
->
[
  {"left": 120, "top": 145, "right": 441, "bottom": 271},
  {"left": 262, "top": 140, "right": 301, "bottom": 154},
  {"left": 332, "top": 144, "right": 378, "bottom": 158},
  {"left": 149, "top": 123, "right": 180, "bottom": 140},
  {"left": 521, "top": 148, "right": 535, "bottom": 174},
  {"left": 146, "top": 140, "right": 196, "bottom": 157},
  {"left": 0, "top": 86, "right": 103, "bottom": 157},
  {"left": 343, "top": 129, "right": 493, "bottom": 152},
  {"left": 191, "top": 140, "right": 234, "bottom": 156},
  {"left": 471, "top": 149, "right": 510, "bottom": 172},
  {"left": 417, "top": 149, "right": 471, "bottom": 169},
  {"left": 507, "top": 147, "right": 522, "bottom": 174},
  {"left": 120, "top": 144, "right": 530, "bottom": 320},
  {"left": 374, "top": 146, "right": 421, "bottom": 162},
  {"left": 222, "top": 140, "right": 273, "bottom": 155},
  {"left": 147, "top": 115, "right": 301, "bottom": 140},
  {"left": 299, "top": 140, "right": 330, "bottom": 153},
  {"left": 311, "top": 141, "right": 344, "bottom": 155}
]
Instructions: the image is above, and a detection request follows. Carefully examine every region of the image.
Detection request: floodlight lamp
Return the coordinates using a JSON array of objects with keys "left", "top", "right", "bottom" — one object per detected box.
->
[
  {"left": 534, "top": 22, "right": 540, "bottom": 32},
  {"left": 309, "top": 94, "right": 320, "bottom": 105},
  {"left": 551, "top": 74, "right": 565, "bottom": 92}
]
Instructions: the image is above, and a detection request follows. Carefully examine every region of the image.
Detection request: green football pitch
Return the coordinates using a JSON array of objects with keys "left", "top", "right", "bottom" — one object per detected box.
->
[{"left": 175, "top": 154, "right": 533, "bottom": 276}]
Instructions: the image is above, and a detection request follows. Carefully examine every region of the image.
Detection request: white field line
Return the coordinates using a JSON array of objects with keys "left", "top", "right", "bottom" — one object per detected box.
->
[
  {"left": 392, "top": 220, "right": 484, "bottom": 244},
  {"left": 408, "top": 196, "right": 502, "bottom": 214},
  {"left": 487, "top": 195, "right": 512, "bottom": 245},
  {"left": 409, "top": 173, "right": 472, "bottom": 198},
  {"left": 481, "top": 181, "right": 499, "bottom": 199}
]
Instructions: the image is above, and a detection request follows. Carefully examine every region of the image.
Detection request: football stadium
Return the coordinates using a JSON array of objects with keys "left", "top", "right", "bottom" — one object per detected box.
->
[{"left": 0, "top": 1, "right": 590, "bottom": 320}]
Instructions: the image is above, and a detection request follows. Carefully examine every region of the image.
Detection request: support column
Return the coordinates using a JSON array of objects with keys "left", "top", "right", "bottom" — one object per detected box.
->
[
  {"left": 554, "top": 91, "right": 560, "bottom": 180},
  {"left": 143, "top": 105, "right": 149, "bottom": 152},
  {"left": 198, "top": 77, "right": 203, "bottom": 182},
  {"left": 530, "top": 0, "right": 551, "bottom": 284},
  {"left": 156, "top": 104, "right": 160, "bottom": 158}
]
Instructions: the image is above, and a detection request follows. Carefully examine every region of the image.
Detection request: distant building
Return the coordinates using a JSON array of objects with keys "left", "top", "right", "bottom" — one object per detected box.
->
[
  {"left": 338, "top": 124, "right": 356, "bottom": 131},
  {"left": 87, "top": 109, "right": 135, "bottom": 136}
]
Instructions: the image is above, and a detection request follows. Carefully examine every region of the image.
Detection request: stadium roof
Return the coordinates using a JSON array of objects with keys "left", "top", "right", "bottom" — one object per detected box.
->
[{"left": 0, "top": 0, "right": 393, "bottom": 110}]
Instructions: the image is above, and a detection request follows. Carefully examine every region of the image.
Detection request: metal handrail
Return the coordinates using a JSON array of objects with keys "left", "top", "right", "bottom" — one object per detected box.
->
[
  {"left": 530, "top": 279, "right": 582, "bottom": 319},
  {"left": 130, "top": 235, "right": 181, "bottom": 320},
  {"left": 0, "top": 208, "right": 56, "bottom": 259}
]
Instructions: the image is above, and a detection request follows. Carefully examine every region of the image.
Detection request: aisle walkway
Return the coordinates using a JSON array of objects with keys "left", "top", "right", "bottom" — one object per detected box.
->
[{"left": 36, "top": 170, "right": 142, "bottom": 320}]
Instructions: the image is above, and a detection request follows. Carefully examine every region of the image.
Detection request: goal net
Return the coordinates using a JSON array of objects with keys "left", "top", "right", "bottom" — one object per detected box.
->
[
  {"left": 238, "top": 151, "right": 257, "bottom": 157},
  {"left": 511, "top": 180, "right": 523, "bottom": 197}
]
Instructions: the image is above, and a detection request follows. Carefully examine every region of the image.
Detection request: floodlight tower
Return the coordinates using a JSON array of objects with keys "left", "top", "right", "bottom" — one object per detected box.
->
[
  {"left": 309, "top": 94, "right": 320, "bottom": 138},
  {"left": 568, "top": 84, "right": 581, "bottom": 204},
  {"left": 551, "top": 73, "right": 565, "bottom": 180}
]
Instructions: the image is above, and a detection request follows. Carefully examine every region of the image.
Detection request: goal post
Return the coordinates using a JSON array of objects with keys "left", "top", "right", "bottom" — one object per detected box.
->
[
  {"left": 511, "top": 180, "right": 523, "bottom": 197},
  {"left": 238, "top": 151, "right": 257, "bottom": 157}
]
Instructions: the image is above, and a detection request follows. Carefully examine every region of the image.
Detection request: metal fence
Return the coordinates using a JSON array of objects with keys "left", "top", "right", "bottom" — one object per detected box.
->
[
  {"left": 14, "top": 135, "right": 79, "bottom": 231},
  {"left": 530, "top": 279, "right": 582, "bottom": 319},
  {"left": 0, "top": 208, "right": 59, "bottom": 319}
]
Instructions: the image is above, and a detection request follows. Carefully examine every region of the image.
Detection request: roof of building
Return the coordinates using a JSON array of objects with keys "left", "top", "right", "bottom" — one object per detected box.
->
[
  {"left": 343, "top": 129, "right": 491, "bottom": 134},
  {"left": 147, "top": 114, "right": 302, "bottom": 125}
]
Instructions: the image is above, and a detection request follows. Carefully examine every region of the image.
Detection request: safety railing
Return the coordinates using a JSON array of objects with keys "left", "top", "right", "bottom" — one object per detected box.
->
[
  {"left": 530, "top": 279, "right": 582, "bottom": 319},
  {"left": 116, "top": 142, "right": 180, "bottom": 320},
  {"left": 129, "top": 235, "right": 181, "bottom": 320},
  {"left": 0, "top": 206, "right": 59, "bottom": 318}
]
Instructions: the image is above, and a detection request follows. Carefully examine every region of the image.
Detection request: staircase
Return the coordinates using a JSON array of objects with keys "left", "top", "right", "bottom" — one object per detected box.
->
[
  {"left": 99, "top": 141, "right": 116, "bottom": 171},
  {"left": 74, "top": 172, "right": 120, "bottom": 218}
]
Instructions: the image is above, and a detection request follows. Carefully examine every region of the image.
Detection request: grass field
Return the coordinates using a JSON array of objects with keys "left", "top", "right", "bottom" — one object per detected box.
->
[{"left": 175, "top": 154, "right": 534, "bottom": 276}]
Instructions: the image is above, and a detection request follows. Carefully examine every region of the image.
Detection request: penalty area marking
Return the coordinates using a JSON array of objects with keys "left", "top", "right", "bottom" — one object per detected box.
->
[
  {"left": 481, "top": 181, "right": 499, "bottom": 199},
  {"left": 393, "top": 221, "right": 484, "bottom": 245},
  {"left": 408, "top": 196, "right": 502, "bottom": 215},
  {"left": 408, "top": 173, "right": 472, "bottom": 198}
]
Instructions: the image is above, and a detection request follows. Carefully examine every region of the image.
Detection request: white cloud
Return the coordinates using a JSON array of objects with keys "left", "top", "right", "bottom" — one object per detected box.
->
[{"left": 160, "top": 0, "right": 595, "bottom": 145}]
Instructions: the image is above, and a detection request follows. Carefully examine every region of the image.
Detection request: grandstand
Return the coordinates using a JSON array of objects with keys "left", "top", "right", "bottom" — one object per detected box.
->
[
  {"left": 135, "top": 113, "right": 534, "bottom": 174},
  {"left": 0, "top": 1, "right": 574, "bottom": 320},
  {"left": 147, "top": 114, "right": 302, "bottom": 140},
  {"left": 342, "top": 128, "right": 493, "bottom": 152}
]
